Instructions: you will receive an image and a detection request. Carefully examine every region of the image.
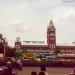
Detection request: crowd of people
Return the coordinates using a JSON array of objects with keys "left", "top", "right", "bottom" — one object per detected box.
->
[
  {"left": 0, "top": 58, "right": 75, "bottom": 75},
  {"left": 0, "top": 58, "right": 22, "bottom": 75},
  {"left": 0, "top": 60, "right": 49, "bottom": 75}
]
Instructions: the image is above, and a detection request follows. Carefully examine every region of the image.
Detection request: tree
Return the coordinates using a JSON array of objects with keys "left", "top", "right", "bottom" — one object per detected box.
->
[
  {"left": 54, "top": 49, "right": 61, "bottom": 55},
  {"left": 15, "top": 49, "right": 23, "bottom": 58},
  {"left": 5, "top": 46, "right": 16, "bottom": 57}
]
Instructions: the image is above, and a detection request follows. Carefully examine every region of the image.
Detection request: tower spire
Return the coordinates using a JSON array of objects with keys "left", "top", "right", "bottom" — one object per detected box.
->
[{"left": 48, "top": 20, "right": 55, "bottom": 29}]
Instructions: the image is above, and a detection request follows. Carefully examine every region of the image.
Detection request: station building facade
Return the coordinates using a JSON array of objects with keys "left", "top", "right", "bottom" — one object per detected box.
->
[{"left": 15, "top": 20, "right": 75, "bottom": 54}]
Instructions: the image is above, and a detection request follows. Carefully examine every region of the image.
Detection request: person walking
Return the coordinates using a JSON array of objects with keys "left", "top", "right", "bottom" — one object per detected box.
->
[
  {"left": 16, "top": 58, "right": 22, "bottom": 70},
  {"left": 70, "top": 69, "right": 75, "bottom": 75},
  {"left": 38, "top": 66, "right": 49, "bottom": 75},
  {"left": 31, "top": 71, "right": 37, "bottom": 75},
  {"left": 38, "top": 71, "right": 45, "bottom": 75},
  {"left": 6, "top": 60, "right": 13, "bottom": 75}
]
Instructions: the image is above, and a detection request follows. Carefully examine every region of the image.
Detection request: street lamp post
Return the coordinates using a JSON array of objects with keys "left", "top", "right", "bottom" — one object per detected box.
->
[
  {"left": 4, "top": 44, "right": 6, "bottom": 59},
  {"left": 3, "top": 38, "right": 7, "bottom": 59}
]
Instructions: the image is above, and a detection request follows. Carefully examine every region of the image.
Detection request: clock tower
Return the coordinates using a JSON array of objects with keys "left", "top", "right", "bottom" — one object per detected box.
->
[{"left": 47, "top": 20, "right": 56, "bottom": 51}]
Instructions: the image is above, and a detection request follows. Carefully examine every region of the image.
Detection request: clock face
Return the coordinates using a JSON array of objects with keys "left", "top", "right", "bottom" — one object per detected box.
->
[
  {"left": 50, "top": 26, "right": 55, "bottom": 31},
  {"left": 51, "top": 28, "right": 54, "bottom": 31}
]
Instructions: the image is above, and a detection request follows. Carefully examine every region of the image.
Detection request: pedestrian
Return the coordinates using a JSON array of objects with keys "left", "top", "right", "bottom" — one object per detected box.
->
[
  {"left": 31, "top": 71, "right": 37, "bottom": 75},
  {"left": 0, "top": 66, "right": 3, "bottom": 75},
  {"left": 70, "top": 69, "right": 75, "bottom": 75},
  {"left": 16, "top": 58, "right": 22, "bottom": 70},
  {"left": 6, "top": 60, "right": 13, "bottom": 75},
  {"left": 38, "top": 66, "right": 49, "bottom": 75},
  {"left": 38, "top": 71, "right": 45, "bottom": 75}
]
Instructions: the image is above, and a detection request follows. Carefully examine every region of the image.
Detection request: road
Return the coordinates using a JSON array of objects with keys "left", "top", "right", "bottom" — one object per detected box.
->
[{"left": 16, "top": 67, "right": 74, "bottom": 75}]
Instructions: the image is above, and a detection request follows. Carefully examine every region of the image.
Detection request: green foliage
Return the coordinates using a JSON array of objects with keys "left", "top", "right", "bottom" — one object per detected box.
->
[
  {"left": 5, "top": 46, "right": 16, "bottom": 57},
  {"left": 15, "top": 49, "right": 23, "bottom": 58},
  {"left": 54, "top": 49, "right": 61, "bottom": 55}
]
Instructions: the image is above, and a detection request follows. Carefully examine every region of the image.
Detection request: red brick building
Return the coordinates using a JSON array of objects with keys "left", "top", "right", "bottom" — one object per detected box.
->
[{"left": 15, "top": 20, "right": 75, "bottom": 54}]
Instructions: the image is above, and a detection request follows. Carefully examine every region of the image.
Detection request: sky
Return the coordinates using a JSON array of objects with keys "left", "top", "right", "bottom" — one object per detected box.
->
[{"left": 0, "top": 0, "right": 75, "bottom": 46}]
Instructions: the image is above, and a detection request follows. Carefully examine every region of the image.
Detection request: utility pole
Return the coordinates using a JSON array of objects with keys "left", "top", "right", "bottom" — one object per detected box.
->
[
  {"left": 3, "top": 47, "right": 5, "bottom": 59},
  {"left": 3, "top": 37, "right": 7, "bottom": 59}
]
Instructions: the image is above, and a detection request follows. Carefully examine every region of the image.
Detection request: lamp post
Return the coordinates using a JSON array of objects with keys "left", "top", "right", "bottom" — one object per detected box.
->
[
  {"left": 3, "top": 38, "right": 7, "bottom": 59},
  {"left": 4, "top": 43, "right": 6, "bottom": 59}
]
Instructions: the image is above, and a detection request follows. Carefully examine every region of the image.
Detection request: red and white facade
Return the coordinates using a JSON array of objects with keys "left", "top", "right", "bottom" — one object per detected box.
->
[{"left": 15, "top": 20, "right": 75, "bottom": 54}]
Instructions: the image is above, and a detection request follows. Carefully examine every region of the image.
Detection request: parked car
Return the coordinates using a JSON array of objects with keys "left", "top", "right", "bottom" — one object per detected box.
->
[
  {"left": 34, "top": 54, "right": 46, "bottom": 62},
  {"left": 46, "top": 55, "right": 56, "bottom": 61}
]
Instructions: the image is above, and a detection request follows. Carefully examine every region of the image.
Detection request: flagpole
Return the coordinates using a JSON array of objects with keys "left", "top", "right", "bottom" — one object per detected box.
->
[{"left": 4, "top": 44, "right": 5, "bottom": 59}]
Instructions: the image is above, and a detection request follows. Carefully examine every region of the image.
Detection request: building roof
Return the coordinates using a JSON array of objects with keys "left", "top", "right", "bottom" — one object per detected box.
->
[
  {"left": 21, "top": 45, "right": 48, "bottom": 47},
  {"left": 57, "top": 43, "right": 75, "bottom": 46},
  {"left": 22, "top": 41, "right": 47, "bottom": 45},
  {"left": 21, "top": 41, "right": 48, "bottom": 47}
]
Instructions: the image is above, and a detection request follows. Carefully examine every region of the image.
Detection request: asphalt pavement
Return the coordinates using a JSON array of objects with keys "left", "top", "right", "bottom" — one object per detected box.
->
[{"left": 16, "top": 67, "right": 74, "bottom": 75}]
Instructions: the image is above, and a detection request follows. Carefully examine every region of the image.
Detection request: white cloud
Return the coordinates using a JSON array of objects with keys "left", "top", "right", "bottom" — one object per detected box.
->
[{"left": 0, "top": 0, "right": 75, "bottom": 46}]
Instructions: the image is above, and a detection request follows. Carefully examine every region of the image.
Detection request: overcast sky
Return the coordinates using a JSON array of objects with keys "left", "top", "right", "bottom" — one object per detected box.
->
[{"left": 0, "top": 0, "right": 75, "bottom": 46}]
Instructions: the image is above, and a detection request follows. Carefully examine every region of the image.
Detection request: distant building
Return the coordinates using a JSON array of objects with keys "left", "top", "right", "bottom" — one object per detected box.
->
[
  {"left": 15, "top": 20, "right": 75, "bottom": 54},
  {"left": 15, "top": 37, "right": 21, "bottom": 50}
]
